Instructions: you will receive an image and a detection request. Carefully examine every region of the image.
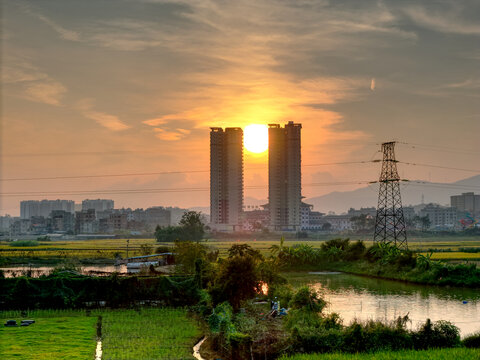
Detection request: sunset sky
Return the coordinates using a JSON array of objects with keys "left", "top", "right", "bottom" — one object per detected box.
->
[{"left": 1, "top": 0, "right": 479, "bottom": 216}]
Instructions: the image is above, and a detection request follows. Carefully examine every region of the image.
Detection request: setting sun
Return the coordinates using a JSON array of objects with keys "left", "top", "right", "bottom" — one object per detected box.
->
[{"left": 244, "top": 124, "right": 268, "bottom": 153}]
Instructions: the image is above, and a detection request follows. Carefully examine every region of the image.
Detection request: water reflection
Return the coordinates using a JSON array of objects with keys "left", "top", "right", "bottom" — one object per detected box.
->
[
  {"left": 1, "top": 265, "right": 128, "bottom": 278},
  {"left": 288, "top": 272, "right": 480, "bottom": 336}
]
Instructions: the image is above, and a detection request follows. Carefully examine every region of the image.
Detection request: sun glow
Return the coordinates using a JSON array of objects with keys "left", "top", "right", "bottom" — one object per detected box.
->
[{"left": 244, "top": 124, "right": 268, "bottom": 153}]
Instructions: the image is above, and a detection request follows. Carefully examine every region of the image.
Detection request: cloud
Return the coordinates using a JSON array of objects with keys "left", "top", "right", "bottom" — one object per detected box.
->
[
  {"left": 2, "top": 55, "right": 67, "bottom": 106},
  {"left": 143, "top": 117, "right": 167, "bottom": 126},
  {"left": 443, "top": 79, "right": 480, "bottom": 89},
  {"left": 24, "top": 81, "right": 66, "bottom": 106},
  {"left": 403, "top": 6, "right": 480, "bottom": 35},
  {"left": 77, "top": 99, "right": 130, "bottom": 131},
  {"left": 153, "top": 128, "right": 188, "bottom": 141},
  {"left": 35, "top": 13, "right": 81, "bottom": 41}
]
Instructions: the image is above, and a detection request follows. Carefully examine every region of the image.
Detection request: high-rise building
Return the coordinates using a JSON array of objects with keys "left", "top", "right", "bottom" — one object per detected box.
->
[
  {"left": 451, "top": 192, "right": 480, "bottom": 217},
  {"left": 210, "top": 127, "right": 244, "bottom": 231},
  {"left": 268, "top": 121, "right": 302, "bottom": 231},
  {"left": 20, "top": 200, "right": 75, "bottom": 219},
  {"left": 82, "top": 199, "right": 114, "bottom": 212}
]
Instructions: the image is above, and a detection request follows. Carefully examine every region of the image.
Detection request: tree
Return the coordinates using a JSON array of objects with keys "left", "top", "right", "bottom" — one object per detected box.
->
[
  {"left": 419, "top": 215, "right": 431, "bottom": 232},
  {"left": 154, "top": 225, "right": 183, "bottom": 242},
  {"left": 154, "top": 211, "right": 205, "bottom": 242},
  {"left": 227, "top": 244, "right": 262, "bottom": 260},
  {"left": 212, "top": 253, "right": 260, "bottom": 311},
  {"left": 179, "top": 211, "right": 205, "bottom": 242},
  {"left": 322, "top": 222, "right": 332, "bottom": 231}
]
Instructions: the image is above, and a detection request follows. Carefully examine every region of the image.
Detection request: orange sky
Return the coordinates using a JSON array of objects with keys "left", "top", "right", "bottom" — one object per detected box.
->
[{"left": 1, "top": 0, "right": 479, "bottom": 215}]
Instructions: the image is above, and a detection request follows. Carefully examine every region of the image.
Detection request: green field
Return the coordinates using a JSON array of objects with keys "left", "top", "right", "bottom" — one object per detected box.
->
[
  {"left": 101, "top": 308, "right": 201, "bottom": 360},
  {"left": 0, "top": 310, "right": 97, "bottom": 360},
  {"left": 0, "top": 308, "right": 201, "bottom": 360},
  {"left": 280, "top": 348, "right": 480, "bottom": 360}
]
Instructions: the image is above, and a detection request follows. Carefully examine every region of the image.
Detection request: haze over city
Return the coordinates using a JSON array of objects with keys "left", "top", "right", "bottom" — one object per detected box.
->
[{"left": 2, "top": 0, "right": 480, "bottom": 216}]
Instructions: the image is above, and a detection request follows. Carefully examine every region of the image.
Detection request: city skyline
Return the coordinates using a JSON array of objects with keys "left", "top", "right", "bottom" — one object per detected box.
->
[{"left": 2, "top": 0, "right": 480, "bottom": 215}]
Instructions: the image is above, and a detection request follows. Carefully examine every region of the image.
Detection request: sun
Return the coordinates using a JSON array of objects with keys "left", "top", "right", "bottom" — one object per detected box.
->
[{"left": 244, "top": 124, "right": 268, "bottom": 153}]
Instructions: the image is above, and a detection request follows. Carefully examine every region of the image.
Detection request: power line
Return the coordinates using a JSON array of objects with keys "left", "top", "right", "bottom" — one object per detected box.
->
[
  {"left": 399, "top": 161, "right": 480, "bottom": 173},
  {"left": 0, "top": 160, "right": 377, "bottom": 182},
  {"left": 397, "top": 141, "right": 480, "bottom": 155},
  {"left": 0, "top": 181, "right": 374, "bottom": 197}
]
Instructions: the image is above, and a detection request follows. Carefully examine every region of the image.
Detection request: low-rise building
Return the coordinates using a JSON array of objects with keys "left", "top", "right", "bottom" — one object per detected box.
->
[{"left": 419, "top": 204, "right": 458, "bottom": 230}]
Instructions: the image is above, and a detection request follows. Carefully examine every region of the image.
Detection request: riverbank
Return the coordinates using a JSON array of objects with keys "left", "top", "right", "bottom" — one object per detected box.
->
[
  {"left": 280, "top": 348, "right": 480, "bottom": 360},
  {"left": 317, "top": 259, "right": 480, "bottom": 287}
]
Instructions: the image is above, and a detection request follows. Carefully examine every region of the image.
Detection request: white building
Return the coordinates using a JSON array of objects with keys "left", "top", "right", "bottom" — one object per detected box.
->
[
  {"left": 20, "top": 200, "right": 75, "bottom": 219},
  {"left": 82, "top": 199, "right": 114, "bottom": 212}
]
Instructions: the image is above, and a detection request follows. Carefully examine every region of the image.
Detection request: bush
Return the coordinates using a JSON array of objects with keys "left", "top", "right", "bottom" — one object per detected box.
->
[
  {"left": 413, "top": 319, "right": 461, "bottom": 349},
  {"left": 463, "top": 332, "right": 480, "bottom": 348},
  {"left": 289, "top": 286, "right": 326, "bottom": 312},
  {"left": 343, "top": 241, "right": 366, "bottom": 261}
]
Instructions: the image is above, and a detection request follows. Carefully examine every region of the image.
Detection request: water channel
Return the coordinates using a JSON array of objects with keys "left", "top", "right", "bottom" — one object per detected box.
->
[{"left": 287, "top": 272, "right": 480, "bottom": 337}]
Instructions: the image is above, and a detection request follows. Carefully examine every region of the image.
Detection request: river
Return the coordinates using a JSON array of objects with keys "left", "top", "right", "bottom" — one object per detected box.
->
[{"left": 286, "top": 272, "right": 480, "bottom": 337}]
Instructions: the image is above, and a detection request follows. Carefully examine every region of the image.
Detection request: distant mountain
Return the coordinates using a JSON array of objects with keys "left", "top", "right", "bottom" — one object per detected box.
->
[{"left": 305, "top": 175, "right": 480, "bottom": 214}]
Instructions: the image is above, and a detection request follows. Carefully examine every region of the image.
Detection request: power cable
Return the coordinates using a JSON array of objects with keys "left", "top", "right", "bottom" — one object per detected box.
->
[
  {"left": 399, "top": 161, "right": 480, "bottom": 173},
  {"left": 0, "top": 181, "right": 375, "bottom": 197},
  {"left": 0, "top": 160, "right": 377, "bottom": 182}
]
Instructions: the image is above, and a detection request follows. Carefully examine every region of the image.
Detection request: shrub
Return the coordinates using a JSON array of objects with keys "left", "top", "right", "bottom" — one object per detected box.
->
[
  {"left": 343, "top": 240, "right": 366, "bottom": 261},
  {"left": 289, "top": 286, "right": 326, "bottom": 312},
  {"left": 413, "top": 319, "right": 461, "bottom": 349},
  {"left": 463, "top": 332, "right": 480, "bottom": 348}
]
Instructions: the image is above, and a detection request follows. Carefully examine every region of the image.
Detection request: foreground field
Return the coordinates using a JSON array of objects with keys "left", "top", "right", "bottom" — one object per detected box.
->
[
  {"left": 0, "top": 310, "right": 97, "bottom": 360},
  {"left": 101, "top": 308, "right": 201, "bottom": 360},
  {"left": 0, "top": 308, "right": 201, "bottom": 360},
  {"left": 281, "top": 348, "right": 480, "bottom": 360}
]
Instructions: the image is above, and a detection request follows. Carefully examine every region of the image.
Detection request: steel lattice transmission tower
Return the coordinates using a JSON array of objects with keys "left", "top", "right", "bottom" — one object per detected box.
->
[{"left": 373, "top": 141, "right": 408, "bottom": 248}]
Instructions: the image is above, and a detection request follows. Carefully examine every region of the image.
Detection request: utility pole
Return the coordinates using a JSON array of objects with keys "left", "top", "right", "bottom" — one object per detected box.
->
[
  {"left": 373, "top": 142, "right": 408, "bottom": 249},
  {"left": 126, "top": 239, "right": 130, "bottom": 259}
]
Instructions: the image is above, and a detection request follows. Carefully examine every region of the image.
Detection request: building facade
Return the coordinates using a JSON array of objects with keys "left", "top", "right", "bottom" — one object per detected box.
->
[
  {"left": 82, "top": 199, "right": 114, "bottom": 212},
  {"left": 268, "top": 121, "right": 302, "bottom": 231},
  {"left": 210, "top": 127, "right": 244, "bottom": 231},
  {"left": 419, "top": 204, "right": 458, "bottom": 229},
  {"left": 20, "top": 200, "right": 75, "bottom": 219},
  {"left": 451, "top": 192, "right": 480, "bottom": 217}
]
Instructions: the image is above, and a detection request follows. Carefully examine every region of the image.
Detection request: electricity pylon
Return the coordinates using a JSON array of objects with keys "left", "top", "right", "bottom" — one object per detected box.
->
[{"left": 373, "top": 141, "right": 408, "bottom": 249}]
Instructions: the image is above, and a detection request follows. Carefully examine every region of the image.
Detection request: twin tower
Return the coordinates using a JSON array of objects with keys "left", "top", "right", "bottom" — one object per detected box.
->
[{"left": 210, "top": 121, "right": 302, "bottom": 232}]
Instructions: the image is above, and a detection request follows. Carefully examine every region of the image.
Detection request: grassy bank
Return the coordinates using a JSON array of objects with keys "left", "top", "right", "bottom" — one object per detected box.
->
[
  {"left": 280, "top": 348, "right": 480, "bottom": 360},
  {"left": 320, "top": 259, "right": 480, "bottom": 287}
]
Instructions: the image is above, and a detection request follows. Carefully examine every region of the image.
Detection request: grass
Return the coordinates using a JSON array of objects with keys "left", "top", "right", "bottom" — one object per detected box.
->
[
  {"left": 1, "top": 308, "right": 202, "bottom": 360},
  {"left": 101, "top": 308, "right": 201, "bottom": 360},
  {"left": 0, "top": 310, "right": 97, "bottom": 360},
  {"left": 280, "top": 348, "right": 480, "bottom": 360}
]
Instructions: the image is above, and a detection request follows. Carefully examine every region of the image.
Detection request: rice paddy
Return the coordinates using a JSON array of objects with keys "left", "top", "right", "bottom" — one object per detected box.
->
[
  {"left": 101, "top": 308, "right": 201, "bottom": 360},
  {"left": 0, "top": 308, "right": 201, "bottom": 360},
  {"left": 1, "top": 236, "right": 480, "bottom": 263}
]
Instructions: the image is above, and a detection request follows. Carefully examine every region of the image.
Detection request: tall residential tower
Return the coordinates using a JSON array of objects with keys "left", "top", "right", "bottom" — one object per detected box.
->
[
  {"left": 268, "top": 121, "right": 302, "bottom": 231},
  {"left": 210, "top": 127, "right": 244, "bottom": 231}
]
